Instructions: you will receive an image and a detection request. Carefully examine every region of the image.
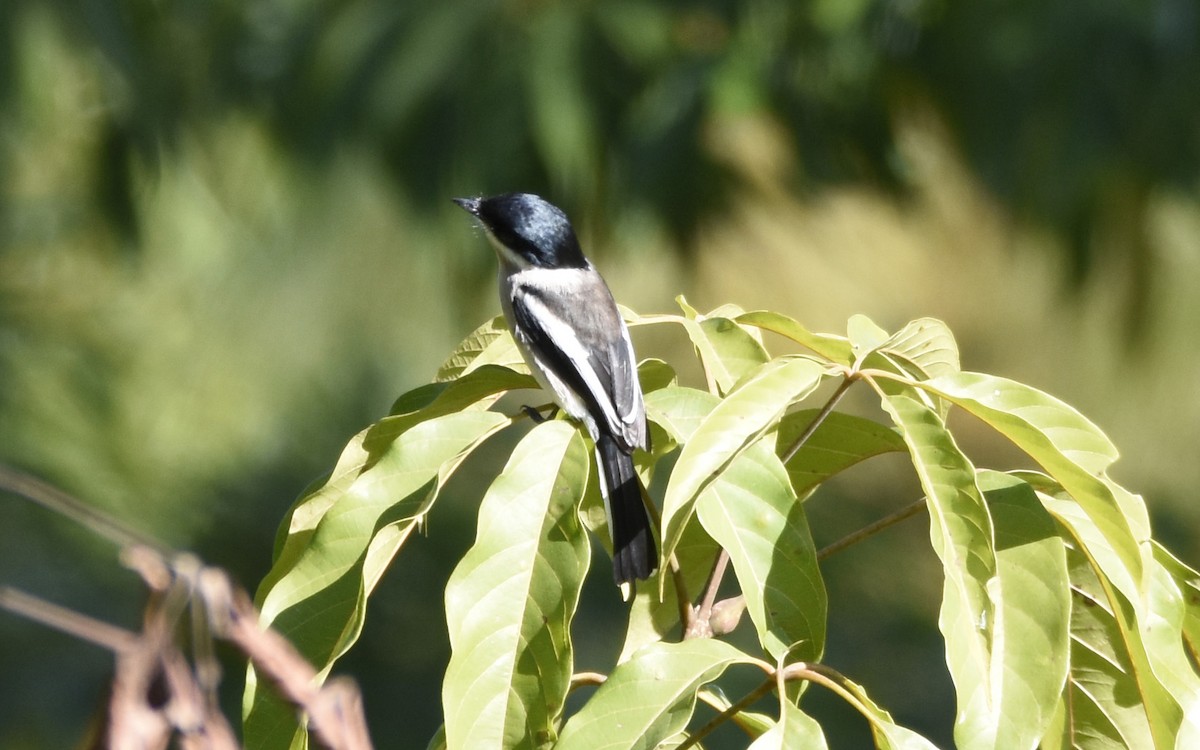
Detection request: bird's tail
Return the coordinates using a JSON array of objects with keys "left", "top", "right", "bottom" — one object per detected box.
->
[{"left": 596, "top": 432, "right": 657, "bottom": 584}]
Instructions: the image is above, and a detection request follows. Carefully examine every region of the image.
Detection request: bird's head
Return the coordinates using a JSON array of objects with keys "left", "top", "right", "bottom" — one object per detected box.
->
[{"left": 453, "top": 193, "right": 587, "bottom": 270}]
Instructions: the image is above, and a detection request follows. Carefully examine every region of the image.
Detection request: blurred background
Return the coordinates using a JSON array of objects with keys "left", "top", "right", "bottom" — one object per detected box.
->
[{"left": 1, "top": 0, "right": 1198, "bottom": 747}]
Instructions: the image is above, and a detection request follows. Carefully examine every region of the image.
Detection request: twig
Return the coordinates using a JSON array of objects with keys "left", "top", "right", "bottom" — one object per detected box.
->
[
  {"left": 686, "top": 549, "right": 730, "bottom": 639},
  {"left": 0, "top": 463, "right": 167, "bottom": 553},
  {"left": 780, "top": 376, "right": 855, "bottom": 465},
  {"left": 0, "top": 586, "right": 138, "bottom": 653},
  {"left": 677, "top": 673, "right": 778, "bottom": 750},
  {"left": 817, "top": 499, "right": 926, "bottom": 561}
]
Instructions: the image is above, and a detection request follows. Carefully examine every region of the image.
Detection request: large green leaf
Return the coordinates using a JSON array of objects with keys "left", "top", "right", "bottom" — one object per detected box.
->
[
  {"left": 879, "top": 390, "right": 999, "bottom": 748},
  {"left": 735, "top": 310, "right": 854, "bottom": 365},
  {"left": 774, "top": 409, "right": 905, "bottom": 497},
  {"left": 877, "top": 317, "right": 960, "bottom": 380},
  {"left": 975, "top": 470, "right": 1071, "bottom": 750},
  {"left": 917, "top": 372, "right": 1146, "bottom": 610},
  {"left": 660, "top": 357, "right": 824, "bottom": 566},
  {"left": 882, "top": 398, "right": 1073, "bottom": 750},
  {"left": 442, "top": 421, "right": 591, "bottom": 749},
  {"left": 555, "top": 639, "right": 752, "bottom": 749},
  {"left": 1150, "top": 544, "right": 1200, "bottom": 749},
  {"left": 696, "top": 441, "right": 825, "bottom": 662},
  {"left": 628, "top": 299, "right": 770, "bottom": 395},
  {"left": 1031, "top": 478, "right": 1185, "bottom": 749},
  {"left": 244, "top": 410, "right": 510, "bottom": 749}
]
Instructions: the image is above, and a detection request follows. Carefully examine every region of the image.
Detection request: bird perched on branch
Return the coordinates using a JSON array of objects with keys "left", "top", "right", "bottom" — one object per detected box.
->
[{"left": 453, "top": 192, "right": 657, "bottom": 587}]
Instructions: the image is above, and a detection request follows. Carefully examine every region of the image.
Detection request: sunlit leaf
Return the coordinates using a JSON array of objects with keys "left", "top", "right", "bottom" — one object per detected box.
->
[
  {"left": 436, "top": 316, "right": 528, "bottom": 381},
  {"left": 696, "top": 442, "right": 825, "bottom": 661},
  {"left": 660, "top": 357, "right": 824, "bottom": 567},
  {"left": 736, "top": 310, "right": 854, "bottom": 364},
  {"left": 775, "top": 409, "right": 905, "bottom": 496},
  {"left": 917, "top": 372, "right": 1146, "bottom": 608},
  {"left": 879, "top": 390, "right": 1000, "bottom": 749},
  {"left": 832, "top": 674, "right": 942, "bottom": 750},
  {"left": 698, "top": 316, "right": 771, "bottom": 391},
  {"left": 1030, "top": 477, "right": 1186, "bottom": 749},
  {"left": 878, "top": 317, "right": 960, "bottom": 380},
  {"left": 747, "top": 702, "right": 829, "bottom": 750},
  {"left": 848, "top": 313, "right": 890, "bottom": 366},
  {"left": 368, "top": 364, "right": 534, "bottom": 453},
  {"left": 555, "top": 639, "right": 753, "bottom": 750},
  {"left": 442, "top": 421, "right": 590, "bottom": 749},
  {"left": 975, "top": 470, "right": 1071, "bottom": 750},
  {"left": 244, "top": 410, "right": 510, "bottom": 749}
]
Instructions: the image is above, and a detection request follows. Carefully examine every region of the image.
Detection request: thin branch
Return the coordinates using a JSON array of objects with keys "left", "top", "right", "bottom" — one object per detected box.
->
[
  {"left": 780, "top": 376, "right": 855, "bottom": 465},
  {"left": 676, "top": 674, "right": 778, "bottom": 750},
  {"left": 817, "top": 499, "right": 926, "bottom": 562},
  {"left": 0, "top": 463, "right": 167, "bottom": 553},
  {"left": 0, "top": 585, "right": 138, "bottom": 653},
  {"left": 686, "top": 549, "right": 730, "bottom": 639}
]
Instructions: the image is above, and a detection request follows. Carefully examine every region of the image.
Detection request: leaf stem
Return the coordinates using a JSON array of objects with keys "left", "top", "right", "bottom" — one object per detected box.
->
[
  {"left": 686, "top": 549, "right": 730, "bottom": 639},
  {"left": 780, "top": 376, "right": 856, "bottom": 465},
  {"left": 817, "top": 498, "right": 927, "bottom": 561}
]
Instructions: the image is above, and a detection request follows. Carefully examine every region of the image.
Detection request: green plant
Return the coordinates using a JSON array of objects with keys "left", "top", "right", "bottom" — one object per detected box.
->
[{"left": 244, "top": 300, "right": 1200, "bottom": 749}]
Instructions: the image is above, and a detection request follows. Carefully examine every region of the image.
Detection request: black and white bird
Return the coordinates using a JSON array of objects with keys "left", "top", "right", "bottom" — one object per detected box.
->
[{"left": 453, "top": 192, "right": 657, "bottom": 585}]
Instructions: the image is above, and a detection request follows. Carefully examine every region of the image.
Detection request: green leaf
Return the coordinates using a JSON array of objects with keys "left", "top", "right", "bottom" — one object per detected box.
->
[
  {"left": 747, "top": 702, "right": 829, "bottom": 750},
  {"left": 644, "top": 386, "right": 721, "bottom": 446},
  {"left": 848, "top": 313, "right": 890, "bottom": 366},
  {"left": 975, "top": 470, "right": 1071, "bottom": 750},
  {"left": 775, "top": 409, "right": 906, "bottom": 496},
  {"left": 833, "top": 674, "right": 942, "bottom": 750},
  {"left": 619, "top": 510, "right": 719, "bottom": 661},
  {"left": 555, "top": 639, "right": 752, "bottom": 750},
  {"left": 631, "top": 303, "right": 770, "bottom": 395},
  {"left": 698, "top": 316, "right": 771, "bottom": 392},
  {"left": 1151, "top": 544, "right": 1200, "bottom": 749},
  {"left": 877, "top": 317, "right": 960, "bottom": 380},
  {"left": 879, "top": 390, "right": 1000, "bottom": 749},
  {"left": 882, "top": 403, "right": 1073, "bottom": 750},
  {"left": 917, "top": 372, "right": 1146, "bottom": 609},
  {"left": 696, "top": 441, "right": 826, "bottom": 662},
  {"left": 736, "top": 310, "right": 853, "bottom": 365},
  {"left": 368, "top": 364, "right": 535, "bottom": 453},
  {"left": 1031, "top": 478, "right": 1186, "bottom": 749},
  {"left": 244, "top": 410, "right": 510, "bottom": 749},
  {"left": 660, "top": 357, "right": 824, "bottom": 566},
  {"left": 442, "top": 421, "right": 591, "bottom": 749},
  {"left": 436, "top": 316, "right": 528, "bottom": 381}
]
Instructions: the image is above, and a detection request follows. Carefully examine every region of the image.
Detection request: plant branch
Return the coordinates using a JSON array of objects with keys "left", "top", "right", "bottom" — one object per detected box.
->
[
  {"left": 817, "top": 499, "right": 926, "bottom": 561},
  {"left": 677, "top": 673, "right": 778, "bottom": 750},
  {"left": 780, "top": 376, "right": 855, "bottom": 465},
  {"left": 686, "top": 549, "right": 730, "bottom": 639},
  {"left": 0, "top": 463, "right": 166, "bottom": 553},
  {"left": 0, "top": 585, "right": 139, "bottom": 653}
]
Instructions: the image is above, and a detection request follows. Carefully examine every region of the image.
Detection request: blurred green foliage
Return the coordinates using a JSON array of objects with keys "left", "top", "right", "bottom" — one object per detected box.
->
[{"left": 1, "top": 0, "right": 1198, "bottom": 747}]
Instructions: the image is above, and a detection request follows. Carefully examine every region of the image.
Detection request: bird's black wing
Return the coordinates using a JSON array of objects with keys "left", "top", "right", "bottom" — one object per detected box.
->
[{"left": 509, "top": 273, "right": 646, "bottom": 451}]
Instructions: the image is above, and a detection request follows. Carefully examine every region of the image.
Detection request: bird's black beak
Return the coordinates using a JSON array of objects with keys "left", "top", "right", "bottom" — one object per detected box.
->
[{"left": 452, "top": 197, "right": 481, "bottom": 215}]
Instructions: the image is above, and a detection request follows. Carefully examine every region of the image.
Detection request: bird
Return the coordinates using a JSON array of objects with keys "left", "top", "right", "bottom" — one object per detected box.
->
[{"left": 453, "top": 192, "right": 657, "bottom": 586}]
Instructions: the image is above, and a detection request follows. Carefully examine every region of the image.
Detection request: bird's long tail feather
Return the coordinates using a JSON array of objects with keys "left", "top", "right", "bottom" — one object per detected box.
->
[{"left": 596, "top": 433, "right": 657, "bottom": 584}]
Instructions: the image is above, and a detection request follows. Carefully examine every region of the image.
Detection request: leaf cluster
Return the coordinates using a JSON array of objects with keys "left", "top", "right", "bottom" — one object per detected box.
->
[{"left": 246, "top": 302, "right": 1200, "bottom": 749}]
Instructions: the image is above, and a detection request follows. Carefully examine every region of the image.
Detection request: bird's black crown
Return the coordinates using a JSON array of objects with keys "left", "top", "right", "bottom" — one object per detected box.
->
[{"left": 454, "top": 193, "right": 588, "bottom": 269}]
